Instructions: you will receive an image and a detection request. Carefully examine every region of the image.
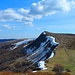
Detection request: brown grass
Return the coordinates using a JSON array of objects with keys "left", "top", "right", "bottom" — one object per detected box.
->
[{"left": 0, "top": 71, "right": 72, "bottom": 75}]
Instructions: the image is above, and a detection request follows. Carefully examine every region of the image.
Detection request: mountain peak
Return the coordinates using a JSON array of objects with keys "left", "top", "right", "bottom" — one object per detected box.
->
[{"left": 42, "top": 31, "right": 47, "bottom": 35}]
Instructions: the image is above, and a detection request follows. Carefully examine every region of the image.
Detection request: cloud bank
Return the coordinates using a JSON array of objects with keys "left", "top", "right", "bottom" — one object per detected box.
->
[{"left": 0, "top": 0, "right": 75, "bottom": 26}]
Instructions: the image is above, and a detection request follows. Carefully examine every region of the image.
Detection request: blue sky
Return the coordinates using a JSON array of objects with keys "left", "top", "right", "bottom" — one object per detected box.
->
[{"left": 0, "top": 0, "right": 75, "bottom": 39}]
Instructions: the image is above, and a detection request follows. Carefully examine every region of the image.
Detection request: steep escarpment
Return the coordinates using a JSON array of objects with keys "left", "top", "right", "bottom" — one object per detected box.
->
[{"left": 23, "top": 31, "right": 58, "bottom": 62}]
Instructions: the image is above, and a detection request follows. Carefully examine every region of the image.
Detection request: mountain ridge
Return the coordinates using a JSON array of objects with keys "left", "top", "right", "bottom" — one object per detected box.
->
[{"left": 0, "top": 31, "right": 75, "bottom": 72}]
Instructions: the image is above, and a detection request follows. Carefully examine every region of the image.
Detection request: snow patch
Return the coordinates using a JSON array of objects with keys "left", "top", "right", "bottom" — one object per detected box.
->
[
  {"left": 38, "top": 61, "right": 47, "bottom": 70},
  {"left": 43, "top": 31, "right": 46, "bottom": 35},
  {"left": 10, "top": 39, "right": 32, "bottom": 50},
  {"left": 46, "top": 36, "right": 59, "bottom": 45},
  {"left": 33, "top": 70, "right": 37, "bottom": 73},
  {"left": 49, "top": 52, "right": 55, "bottom": 59}
]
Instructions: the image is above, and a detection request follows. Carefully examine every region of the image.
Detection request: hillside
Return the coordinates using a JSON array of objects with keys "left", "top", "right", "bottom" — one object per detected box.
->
[
  {"left": 0, "top": 31, "right": 75, "bottom": 74},
  {"left": 0, "top": 31, "right": 58, "bottom": 72},
  {"left": 44, "top": 31, "right": 75, "bottom": 50},
  {"left": 41, "top": 31, "right": 75, "bottom": 74}
]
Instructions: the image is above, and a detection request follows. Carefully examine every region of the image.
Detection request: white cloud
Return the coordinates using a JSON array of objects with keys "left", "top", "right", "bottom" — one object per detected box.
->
[
  {"left": 0, "top": 8, "right": 23, "bottom": 22},
  {"left": 30, "top": 0, "right": 75, "bottom": 15},
  {"left": 18, "top": 8, "right": 29, "bottom": 15},
  {"left": 2, "top": 25, "right": 15, "bottom": 29},
  {"left": 0, "top": 0, "right": 75, "bottom": 26},
  {"left": 24, "top": 22, "right": 33, "bottom": 26}
]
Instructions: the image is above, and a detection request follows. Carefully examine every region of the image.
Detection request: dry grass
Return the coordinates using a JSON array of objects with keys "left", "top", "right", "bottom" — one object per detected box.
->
[
  {"left": 0, "top": 48, "right": 74, "bottom": 75},
  {"left": 0, "top": 71, "right": 72, "bottom": 75},
  {"left": 43, "top": 48, "right": 75, "bottom": 75}
]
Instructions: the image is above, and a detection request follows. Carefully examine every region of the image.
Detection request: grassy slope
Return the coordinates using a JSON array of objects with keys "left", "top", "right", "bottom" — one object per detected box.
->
[
  {"left": 41, "top": 31, "right": 75, "bottom": 74},
  {"left": 42, "top": 48, "right": 75, "bottom": 74}
]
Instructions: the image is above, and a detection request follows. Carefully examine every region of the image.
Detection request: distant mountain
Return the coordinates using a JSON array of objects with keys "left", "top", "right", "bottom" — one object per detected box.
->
[
  {"left": 0, "top": 39, "right": 15, "bottom": 42},
  {"left": 0, "top": 31, "right": 75, "bottom": 72}
]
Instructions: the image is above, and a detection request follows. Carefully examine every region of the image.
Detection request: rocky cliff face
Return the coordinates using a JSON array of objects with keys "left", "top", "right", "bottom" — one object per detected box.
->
[
  {"left": 22, "top": 31, "right": 58, "bottom": 71},
  {"left": 24, "top": 32, "right": 58, "bottom": 59}
]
